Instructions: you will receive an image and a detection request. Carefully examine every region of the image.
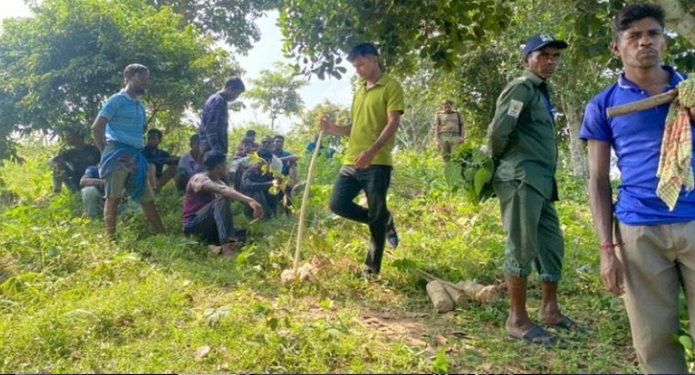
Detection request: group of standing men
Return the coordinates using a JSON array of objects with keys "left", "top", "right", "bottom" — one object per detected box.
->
[
  {"left": 47, "top": 3, "right": 695, "bottom": 371},
  {"left": 488, "top": 3, "right": 695, "bottom": 373}
]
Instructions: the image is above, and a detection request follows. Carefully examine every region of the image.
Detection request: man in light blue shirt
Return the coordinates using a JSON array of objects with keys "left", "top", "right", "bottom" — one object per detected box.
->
[{"left": 91, "top": 64, "right": 165, "bottom": 238}]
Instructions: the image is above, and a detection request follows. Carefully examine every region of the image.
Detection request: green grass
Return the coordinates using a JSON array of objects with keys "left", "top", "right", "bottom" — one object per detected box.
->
[{"left": 0, "top": 145, "right": 640, "bottom": 373}]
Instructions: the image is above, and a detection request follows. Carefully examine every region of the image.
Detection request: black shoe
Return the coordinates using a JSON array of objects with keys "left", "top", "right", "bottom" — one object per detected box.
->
[
  {"left": 357, "top": 267, "right": 378, "bottom": 279},
  {"left": 386, "top": 214, "right": 399, "bottom": 249}
]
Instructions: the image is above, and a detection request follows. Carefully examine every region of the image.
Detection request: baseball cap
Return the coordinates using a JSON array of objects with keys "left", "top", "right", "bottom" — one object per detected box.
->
[{"left": 522, "top": 34, "right": 568, "bottom": 57}]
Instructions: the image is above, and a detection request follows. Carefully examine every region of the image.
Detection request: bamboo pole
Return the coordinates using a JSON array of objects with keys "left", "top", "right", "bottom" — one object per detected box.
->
[
  {"left": 291, "top": 131, "right": 324, "bottom": 274},
  {"left": 606, "top": 91, "right": 677, "bottom": 118}
]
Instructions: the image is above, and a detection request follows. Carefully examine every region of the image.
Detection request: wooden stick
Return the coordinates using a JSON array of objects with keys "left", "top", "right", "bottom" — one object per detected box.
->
[
  {"left": 292, "top": 131, "right": 324, "bottom": 274},
  {"left": 606, "top": 91, "right": 677, "bottom": 118}
]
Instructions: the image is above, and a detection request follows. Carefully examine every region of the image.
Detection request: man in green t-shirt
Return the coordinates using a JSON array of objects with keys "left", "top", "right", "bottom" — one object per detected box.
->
[{"left": 320, "top": 43, "right": 404, "bottom": 277}]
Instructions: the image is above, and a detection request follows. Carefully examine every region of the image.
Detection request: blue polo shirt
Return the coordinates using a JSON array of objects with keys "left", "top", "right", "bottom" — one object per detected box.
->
[
  {"left": 580, "top": 66, "right": 695, "bottom": 225},
  {"left": 98, "top": 90, "right": 147, "bottom": 149}
]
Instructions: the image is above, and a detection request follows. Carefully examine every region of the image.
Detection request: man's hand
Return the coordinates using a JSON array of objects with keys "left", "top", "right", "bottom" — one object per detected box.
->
[
  {"left": 355, "top": 147, "right": 377, "bottom": 169},
  {"left": 319, "top": 116, "right": 336, "bottom": 134},
  {"left": 249, "top": 200, "right": 264, "bottom": 218},
  {"left": 600, "top": 249, "right": 625, "bottom": 296},
  {"left": 273, "top": 178, "right": 282, "bottom": 188}
]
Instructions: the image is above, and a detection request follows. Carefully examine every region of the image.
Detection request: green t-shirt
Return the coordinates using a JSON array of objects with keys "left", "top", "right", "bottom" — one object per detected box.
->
[{"left": 345, "top": 74, "right": 405, "bottom": 166}]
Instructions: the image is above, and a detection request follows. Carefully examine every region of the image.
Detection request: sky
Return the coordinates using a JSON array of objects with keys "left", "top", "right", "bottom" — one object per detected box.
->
[
  {"left": 0, "top": 1, "right": 354, "bottom": 133},
  {"left": 233, "top": 12, "right": 354, "bottom": 132}
]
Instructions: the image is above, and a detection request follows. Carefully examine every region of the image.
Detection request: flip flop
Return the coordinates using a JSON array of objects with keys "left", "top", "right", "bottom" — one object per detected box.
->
[
  {"left": 507, "top": 324, "right": 558, "bottom": 347},
  {"left": 544, "top": 316, "right": 589, "bottom": 335}
]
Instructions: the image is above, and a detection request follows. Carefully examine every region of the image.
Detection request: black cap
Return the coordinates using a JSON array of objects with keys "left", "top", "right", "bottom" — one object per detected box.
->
[{"left": 522, "top": 34, "right": 568, "bottom": 57}]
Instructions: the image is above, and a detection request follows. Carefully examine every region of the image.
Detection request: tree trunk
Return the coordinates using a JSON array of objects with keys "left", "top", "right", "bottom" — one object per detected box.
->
[
  {"left": 561, "top": 96, "right": 589, "bottom": 179},
  {"left": 627, "top": 0, "right": 695, "bottom": 47}
]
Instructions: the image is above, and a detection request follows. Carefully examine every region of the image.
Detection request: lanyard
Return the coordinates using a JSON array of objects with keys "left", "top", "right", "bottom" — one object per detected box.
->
[{"left": 540, "top": 91, "right": 555, "bottom": 119}]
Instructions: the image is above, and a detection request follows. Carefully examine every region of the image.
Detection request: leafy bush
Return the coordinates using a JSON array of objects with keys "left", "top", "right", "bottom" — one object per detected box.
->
[{"left": 445, "top": 143, "right": 495, "bottom": 204}]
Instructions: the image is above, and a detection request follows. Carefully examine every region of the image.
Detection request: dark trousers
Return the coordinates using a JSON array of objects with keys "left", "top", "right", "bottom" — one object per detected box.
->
[
  {"left": 52, "top": 166, "right": 81, "bottom": 192},
  {"left": 244, "top": 190, "right": 278, "bottom": 219},
  {"left": 183, "top": 196, "right": 233, "bottom": 245},
  {"left": 329, "top": 165, "right": 392, "bottom": 273}
]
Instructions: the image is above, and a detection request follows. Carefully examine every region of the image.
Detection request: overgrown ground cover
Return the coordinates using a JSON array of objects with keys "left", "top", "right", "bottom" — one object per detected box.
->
[{"left": 0, "top": 144, "right": 640, "bottom": 373}]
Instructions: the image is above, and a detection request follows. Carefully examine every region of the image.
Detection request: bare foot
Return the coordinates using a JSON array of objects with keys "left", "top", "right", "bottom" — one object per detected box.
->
[
  {"left": 208, "top": 244, "right": 222, "bottom": 255},
  {"left": 220, "top": 243, "right": 238, "bottom": 259}
]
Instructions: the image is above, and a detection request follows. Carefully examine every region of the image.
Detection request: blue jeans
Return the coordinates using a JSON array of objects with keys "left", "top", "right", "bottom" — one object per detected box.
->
[{"left": 329, "top": 165, "right": 392, "bottom": 273}]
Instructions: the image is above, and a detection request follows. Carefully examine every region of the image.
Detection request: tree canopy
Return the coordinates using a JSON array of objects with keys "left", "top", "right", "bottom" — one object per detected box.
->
[
  {"left": 0, "top": 0, "right": 239, "bottom": 160},
  {"left": 245, "top": 62, "right": 307, "bottom": 130},
  {"left": 277, "top": 0, "right": 514, "bottom": 78}
]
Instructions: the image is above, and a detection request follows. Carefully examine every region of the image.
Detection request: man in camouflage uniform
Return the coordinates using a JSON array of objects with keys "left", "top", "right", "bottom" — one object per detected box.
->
[
  {"left": 488, "top": 34, "right": 584, "bottom": 346},
  {"left": 434, "top": 99, "right": 464, "bottom": 162}
]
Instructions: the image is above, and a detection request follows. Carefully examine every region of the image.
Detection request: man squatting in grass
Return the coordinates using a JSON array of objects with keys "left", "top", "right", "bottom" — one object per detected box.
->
[{"left": 182, "top": 150, "right": 264, "bottom": 257}]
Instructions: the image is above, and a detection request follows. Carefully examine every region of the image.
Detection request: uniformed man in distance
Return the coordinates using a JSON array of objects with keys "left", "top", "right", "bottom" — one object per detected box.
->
[
  {"left": 487, "top": 34, "right": 585, "bottom": 346},
  {"left": 434, "top": 99, "right": 465, "bottom": 162}
]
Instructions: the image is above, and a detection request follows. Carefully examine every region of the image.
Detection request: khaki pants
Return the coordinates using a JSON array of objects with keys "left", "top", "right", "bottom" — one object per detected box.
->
[
  {"left": 104, "top": 166, "right": 154, "bottom": 203},
  {"left": 439, "top": 133, "right": 459, "bottom": 162},
  {"left": 617, "top": 220, "right": 695, "bottom": 374}
]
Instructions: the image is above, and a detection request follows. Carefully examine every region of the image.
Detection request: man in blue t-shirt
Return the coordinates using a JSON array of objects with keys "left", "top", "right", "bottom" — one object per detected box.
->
[
  {"left": 581, "top": 4, "right": 695, "bottom": 373},
  {"left": 91, "top": 64, "right": 164, "bottom": 238}
]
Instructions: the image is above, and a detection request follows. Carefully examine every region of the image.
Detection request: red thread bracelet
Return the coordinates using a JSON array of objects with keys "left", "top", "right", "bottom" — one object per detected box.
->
[{"left": 600, "top": 243, "right": 624, "bottom": 251}]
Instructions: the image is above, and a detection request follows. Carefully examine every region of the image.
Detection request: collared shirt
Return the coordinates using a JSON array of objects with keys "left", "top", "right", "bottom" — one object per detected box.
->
[
  {"left": 487, "top": 70, "right": 558, "bottom": 201},
  {"left": 435, "top": 111, "right": 463, "bottom": 134},
  {"left": 345, "top": 74, "right": 405, "bottom": 166},
  {"left": 98, "top": 89, "right": 147, "bottom": 149},
  {"left": 199, "top": 92, "right": 229, "bottom": 155},
  {"left": 177, "top": 152, "right": 199, "bottom": 176},
  {"left": 580, "top": 66, "right": 694, "bottom": 225}
]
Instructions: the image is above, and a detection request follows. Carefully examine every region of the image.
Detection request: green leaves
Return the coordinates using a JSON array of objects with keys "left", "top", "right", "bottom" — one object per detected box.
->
[
  {"left": 246, "top": 62, "right": 307, "bottom": 130},
  {"left": 0, "top": 272, "right": 42, "bottom": 298},
  {"left": 432, "top": 348, "right": 448, "bottom": 374},
  {"left": 448, "top": 143, "right": 495, "bottom": 205},
  {"left": 391, "top": 258, "right": 419, "bottom": 272},
  {"left": 278, "top": 0, "right": 514, "bottom": 77},
  {"left": 0, "top": 0, "right": 239, "bottom": 161},
  {"left": 203, "top": 306, "right": 230, "bottom": 327},
  {"left": 444, "top": 161, "right": 463, "bottom": 188}
]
